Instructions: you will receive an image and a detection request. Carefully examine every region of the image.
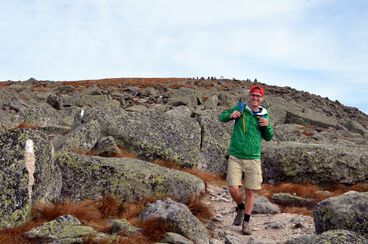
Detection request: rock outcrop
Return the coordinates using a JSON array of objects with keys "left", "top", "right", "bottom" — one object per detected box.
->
[
  {"left": 313, "top": 191, "right": 368, "bottom": 238},
  {"left": 56, "top": 152, "right": 205, "bottom": 203},
  {"left": 140, "top": 198, "right": 209, "bottom": 244},
  {"left": 24, "top": 215, "right": 112, "bottom": 243},
  {"left": 285, "top": 229, "right": 367, "bottom": 244},
  {"left": 262, "top": 142, "right": 368, "bottom": 184},
  {"left": 0, "top": 129, "right": 61, "bottom": 228}
]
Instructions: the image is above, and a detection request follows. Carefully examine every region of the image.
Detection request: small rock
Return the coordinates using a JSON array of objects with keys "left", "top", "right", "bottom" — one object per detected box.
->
[
  {"left": 253, "top": 196, "right": 281, "bottom": 214},
  {"left": 224, "top": 235, "right": 242, "bottom": 244},
  {"left": 292, "top": 223, "right": 304, "bottom": 229},
  {"left": 265, "top": 222, "right": 283, "bottom": 230},
  {"left": 161, "top": 232, "right": 194, "bottom": 244},
  {"left": 126, "top": 104, "right": 147, "bottom": 113},
  {"left": 210, "top": 239, "right": 223, "bottom": 244},
  {"left": 110, "top": 218, "right": 141, "bottom": 235},
  {"left": 248, "top": 237, "right": 277, "bottom": 244}
]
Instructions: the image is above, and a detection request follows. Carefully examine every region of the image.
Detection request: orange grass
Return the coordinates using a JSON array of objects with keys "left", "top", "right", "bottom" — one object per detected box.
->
[
  {"left": 118, "top": 195, "right": 167, "bottom": 226},
  {"left": 186, "top": 195, "right": 213, "bottom": 222},
  {"left": 141, "top": 218, "right": 174, "bottom": 242},
  {"left": 58, "top": 77, "right": 250, "bottom": 91},
  {"left": 301, "top": 129, "right": 315, "bottom": 137},
  {"left": 32, "top": 199, "right": 102, "bottom": 223},
  {"left": 30, "top": 86, "right": 50, "bottom": 92},
  {"left": 152, "top": 159, "right": 182, "bottom": 170},
  {"left": 349, "top": 183, "right": 368, "bottom": 192},
  {"left": 151, "top": 159, "right": 226, "bottom": 186},
  {"left": 0, "top": 220, "right": 44, "bottom": 244},
  {"left": 183, "top": 168, "right": 226, "bottom": 187},
  {"left": 115, "top": 146, "right": 138, "bottom": 159},
  {"left": 0, "top": 81, "right": 12, "bottom": 88},
  {"left": 61, "top": 78, "right": 189, "bottom": 90},
  {"left": 12, "top": 122, "right": 40, "bottom": 130},
  {"left": 282, "top": 206, "right": 313, "bottom": 216},
  {"left": 96, "top": 196, "right": 120, "bottom": 217},
  {"left": 115, "top": 233, "right": 152, "bottom": 244},
  {"left": 259, "top": 182, "right": 368, "bottom": 204}
]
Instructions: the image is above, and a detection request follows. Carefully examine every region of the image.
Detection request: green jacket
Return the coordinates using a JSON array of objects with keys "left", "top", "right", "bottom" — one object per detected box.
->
[{"left": 219, "top": 104, "right": 273, "bottom": 159}]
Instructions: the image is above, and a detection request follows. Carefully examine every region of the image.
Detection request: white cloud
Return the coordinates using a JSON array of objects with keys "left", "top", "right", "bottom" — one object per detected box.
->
[{"left": 0, "top": 0, "right": 367, "bottom": 113}]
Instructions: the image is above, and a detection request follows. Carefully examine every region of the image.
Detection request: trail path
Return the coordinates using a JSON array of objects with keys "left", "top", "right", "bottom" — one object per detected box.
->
[{"left": 204, "top": 184, "right": 315, "bottom": 243}]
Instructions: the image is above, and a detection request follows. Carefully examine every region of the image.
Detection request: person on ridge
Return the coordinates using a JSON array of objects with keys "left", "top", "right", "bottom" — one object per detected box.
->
[{"left": 219, "top": 84, "right": 273, "bottom": 235}]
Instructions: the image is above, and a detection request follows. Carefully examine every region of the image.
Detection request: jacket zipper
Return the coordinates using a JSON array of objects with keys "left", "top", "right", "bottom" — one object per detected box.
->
[{"left": 242, "top": 115, "right": 246, "bottom": 134}]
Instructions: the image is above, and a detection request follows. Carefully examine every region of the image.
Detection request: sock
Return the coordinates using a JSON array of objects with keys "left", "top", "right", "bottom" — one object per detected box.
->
[
  {"left": 237, "top": 202, "right": 245, "bottom": 210},
  {"left": 244, "top": 214, "right": 251, "bottom": 222}
]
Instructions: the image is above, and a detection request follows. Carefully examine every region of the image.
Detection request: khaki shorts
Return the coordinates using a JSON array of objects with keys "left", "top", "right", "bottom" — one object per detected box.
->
[{"left": 226, "top": 155, "right": 263, "bottom": 190}]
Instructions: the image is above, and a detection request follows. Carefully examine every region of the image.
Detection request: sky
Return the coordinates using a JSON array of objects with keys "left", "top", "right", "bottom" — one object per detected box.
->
[{"left": 0, "top": 0, "right": 367, "bottom": 114}]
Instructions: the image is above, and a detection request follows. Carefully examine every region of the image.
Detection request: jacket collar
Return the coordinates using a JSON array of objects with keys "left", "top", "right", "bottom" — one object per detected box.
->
[{"left": 244, "top": 105, "right": 268, "bottom": 115}]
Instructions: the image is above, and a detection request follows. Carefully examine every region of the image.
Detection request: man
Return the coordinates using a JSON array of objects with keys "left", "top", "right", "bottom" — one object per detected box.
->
[{"left": 219, "top": 84, "right": 273, "bottom": 235}]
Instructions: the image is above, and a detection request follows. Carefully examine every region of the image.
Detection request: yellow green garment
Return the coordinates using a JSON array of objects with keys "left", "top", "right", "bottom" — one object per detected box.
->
[{"left": 219, "top": 104, "right": 273, "bottom": 159}]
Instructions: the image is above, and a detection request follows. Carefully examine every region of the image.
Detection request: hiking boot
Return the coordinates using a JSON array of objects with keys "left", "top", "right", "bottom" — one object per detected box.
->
[
  {"left": 241, "top": 221, "right": 252, "bottom": 235},
  {"left": 233, "top": 206, "right": 244, "bottom": 226}
]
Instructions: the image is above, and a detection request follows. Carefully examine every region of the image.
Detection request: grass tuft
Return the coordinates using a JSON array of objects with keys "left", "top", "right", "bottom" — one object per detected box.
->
[
  {"left": 141, "top": 217, "right": 174, "bottom": 242},
  {"left": 0, "top": 220, "right": 44, "bottom": 244},
  {"left": 12, "top": 122, "right": 40, "bottom": 130},
  {"left": 186, "top": 195, "right": 213, "bottom": 222},
  {"left": 32, "top": 199, "right": 102, "bottom": 223}
]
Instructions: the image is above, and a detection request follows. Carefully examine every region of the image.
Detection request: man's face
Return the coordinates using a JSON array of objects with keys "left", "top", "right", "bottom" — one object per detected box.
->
[{"left": 249, "top": 89, "right": 264, "bottom": 108}]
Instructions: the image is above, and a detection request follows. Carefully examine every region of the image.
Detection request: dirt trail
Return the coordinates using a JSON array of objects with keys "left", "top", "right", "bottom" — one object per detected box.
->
[{"left": 204, "top": 184, "right": 315, "bottom": 243}]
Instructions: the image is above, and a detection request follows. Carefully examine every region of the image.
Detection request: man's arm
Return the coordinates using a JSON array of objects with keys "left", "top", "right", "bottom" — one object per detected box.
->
[
  {"left": 219, "top": 106, "right": 238, "bottom": 122},
  {"left": 260, "top": 114, "right": 273, "bottom": 141}
]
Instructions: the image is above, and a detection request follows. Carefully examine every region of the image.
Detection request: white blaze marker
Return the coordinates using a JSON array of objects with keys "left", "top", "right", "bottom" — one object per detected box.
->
[{"left": 25, "top": 139, "right": 35, "bottom": 205}]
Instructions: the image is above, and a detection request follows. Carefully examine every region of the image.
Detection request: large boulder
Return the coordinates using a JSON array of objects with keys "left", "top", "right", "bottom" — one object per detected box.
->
[
  {"left": 54, "top": 120, "right": 102, "bottom": 152},
  {"left": 342, "top": 118, "right": 368, "bottom": 135},
  {"left": 74, "top": 106, "right": 202, "bottom": 168},
  {"left": 116, "top": 107, "right": 202, "bottom": 167},
  {"left": 262, "top": 142, "right": 368, "bottom": 184},
  {"left": 0, "top": 129, "right": 61, "bottom": 228},
  {"left": 168, "top": 88, "right": 198, "bottom": 107},
  {"left": 271, "top": 193, "right": 316, "bottom": 208},
  {"left": 11, "top": 103, "right": 61, "bottom": 127},
  {"left": 75, "top": 94, "right": 119, "bottom": 108},
  {"left": 313, "top": 191, "right": 368, "bottom": 238},
  {"left": 140, "top": 198, "right": 209, "bottom": 244},
  {"left": 72, "top": 105, "right": 232, "bottom": 172},
  {"left": 193, "top": 109, "right": 231, "bottom": 173},
  {"left": 93, "top": 136, "right": 121, "bottom": 157},
  {"left": 1, "top": 94, "right": 30, "bottom": 113},
  {"left": 55, "top": 152, "right": 205, "bottom": 203},
  {"left": 284, "top": 109, "right": 338, "bottom": 128}
]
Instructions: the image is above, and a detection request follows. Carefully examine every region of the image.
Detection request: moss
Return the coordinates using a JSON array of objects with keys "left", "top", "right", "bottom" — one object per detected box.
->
[
  {"left": 0, "top": 205, "right": 30, "bottom": 229},
  {"left": 156, "top": 175, "right": 164, "bottom": 185},
  {"left": 18, "top": 131, "right": 30, "bottom": 143}
]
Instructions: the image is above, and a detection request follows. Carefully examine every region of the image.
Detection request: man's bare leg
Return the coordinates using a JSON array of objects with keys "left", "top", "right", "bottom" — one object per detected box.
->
[
  {"left": 229, "top": 185, "right": 245, "bottom": 225},
  {"left": 244, "top": 188, "right": 255, "bottom": 215},
  {"left": 241, "top": 188, "right": 255, "bottom": 235},
  {"left": 229, "top": 185, "right": 243, "bottom": 205}
]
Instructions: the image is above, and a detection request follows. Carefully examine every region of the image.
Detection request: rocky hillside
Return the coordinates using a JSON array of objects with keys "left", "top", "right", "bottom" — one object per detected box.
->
[{"left": 0, "top": 77, "right": 367, "bottom": 243}]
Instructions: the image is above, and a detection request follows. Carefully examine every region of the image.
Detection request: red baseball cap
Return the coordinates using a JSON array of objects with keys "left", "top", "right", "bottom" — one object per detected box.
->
[{"left": 249, "top": 85, "right": 265, "bottom": 96}]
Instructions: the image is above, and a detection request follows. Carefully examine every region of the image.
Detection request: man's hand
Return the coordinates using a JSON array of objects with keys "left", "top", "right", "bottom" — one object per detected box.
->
[
  {"left": 258, "top": 117, "right": 269, "bottom": 126},
  {"left": 230, "top": 111, "right": 241, "bottom": 119}
]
